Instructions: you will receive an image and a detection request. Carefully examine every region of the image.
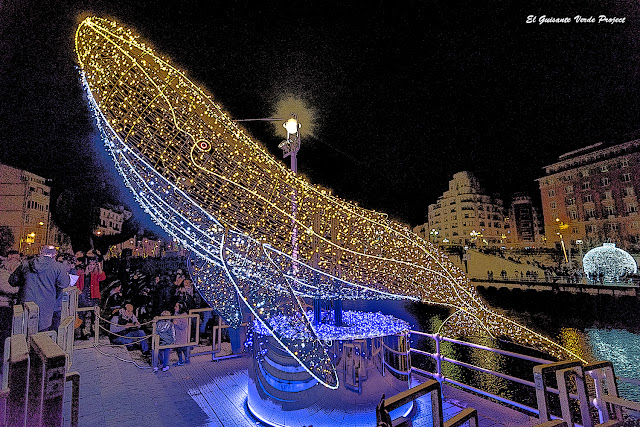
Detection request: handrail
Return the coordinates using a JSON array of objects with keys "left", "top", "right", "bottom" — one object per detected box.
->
[
  {"left": 380, "top": 379, "right": 479, "bottom": 427},
  {"left": 440, "top": 355, "right": 536, "bottom": 388},
  {"left": 382, "top": 360, "right": 410, "bottom": 377},
  {"left": 412, "top": 367, "right": 540, "bottom": 415},
  {"left": 408, "top": 330, "right": 578, "bottom": 417},
  {"left": 75, "top": 306, "right": 100, "bottom": 346},
  {"left": 602, "top": 394, "right": 640, "bottom": 412},
  {"left": 382, "top": 341, "right": 410, "bottom": 356},
  {"left": 409, "top": 333, "right": 640, "bottom": 425},
  {"left": 410, "top": 330, "right": 553, "bottom": 364}
]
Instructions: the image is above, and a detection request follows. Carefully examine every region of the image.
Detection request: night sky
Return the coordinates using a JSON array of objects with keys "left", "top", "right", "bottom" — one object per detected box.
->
[{"left": 2, "top": 1, "right": 640, "bottom": 245}]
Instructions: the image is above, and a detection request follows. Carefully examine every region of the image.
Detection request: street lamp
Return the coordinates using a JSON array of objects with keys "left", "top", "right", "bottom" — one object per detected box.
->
[
  {"left": 469, "top": 230, "right": 480, "bottom": 247},
  {"left": 429, "top": 228, "right": 439, "bottom": 243},
  {"left": 555, "top": 218, "right": 570, "bottom": 265},
  {"left": 234, "top": 113, "right": 331, "bottom": 323}
]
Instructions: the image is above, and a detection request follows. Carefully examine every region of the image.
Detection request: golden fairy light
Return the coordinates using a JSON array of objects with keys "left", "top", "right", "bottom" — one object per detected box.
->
[{"left": 75, "top": 16, "right": 584, "bottom": 389}]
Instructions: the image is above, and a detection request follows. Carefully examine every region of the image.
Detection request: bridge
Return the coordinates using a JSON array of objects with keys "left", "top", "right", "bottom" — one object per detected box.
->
[{"left": 474, "top": 278, "right": 640, "bottom": 298}]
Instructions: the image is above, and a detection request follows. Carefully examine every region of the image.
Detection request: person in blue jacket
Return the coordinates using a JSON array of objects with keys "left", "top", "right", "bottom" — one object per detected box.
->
[{"left": 10, "top": 245, "right": 70, "bottom": 331}]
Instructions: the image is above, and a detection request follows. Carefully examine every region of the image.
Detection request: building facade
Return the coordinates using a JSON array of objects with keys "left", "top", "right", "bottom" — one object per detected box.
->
[
  {"left": 0, "top": 164, "right": 52, "bottom": 254},
  {"left": 538, "top": 139, "right": 640, "bottom": 252},
  {"left": 416, "top": 171, "right": 509, "bottom": 247},
  {"left": 507, "top": 193, "right": 544, "bottom": 247},
  {"left": 94, "top": 205, "right": 131, "bottom": 236}
]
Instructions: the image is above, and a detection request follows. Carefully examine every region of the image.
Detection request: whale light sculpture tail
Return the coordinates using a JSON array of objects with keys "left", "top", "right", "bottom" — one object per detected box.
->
[{"left": 75, "top": 17, "right": 583, "bottom": 389}]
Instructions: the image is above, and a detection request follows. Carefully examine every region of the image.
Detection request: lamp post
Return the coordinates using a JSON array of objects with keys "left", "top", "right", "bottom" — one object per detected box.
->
[
  {"left": 469, "top": 230, "right": 480, "bottom": 247},
  {"left": 555, "top": 218, "right": 570, "bottom": 265},
  {"left": 429, "top": 228, "right": 439, "bottom": 243},
  {"left": 233, "top": 114, "right": 331, "bottom": 322},
  {"left": 278, "top": 114, "right": 302, "bottom": 277},
  {"left": 234, "top": 114, "right": 301, "bottom": 264}
]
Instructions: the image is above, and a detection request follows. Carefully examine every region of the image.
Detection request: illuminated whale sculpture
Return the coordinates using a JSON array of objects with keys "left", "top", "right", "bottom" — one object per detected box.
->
[{"left": 75, "top": 17, "right": 580, "bottom": 389}]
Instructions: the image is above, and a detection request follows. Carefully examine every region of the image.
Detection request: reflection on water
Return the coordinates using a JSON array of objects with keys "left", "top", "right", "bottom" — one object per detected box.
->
[
  {"left": 557, "top": 327, "right": 592, "bottom": 362},
  {"left": 585, "top": 328, "right": 640, "bottom": 402}
]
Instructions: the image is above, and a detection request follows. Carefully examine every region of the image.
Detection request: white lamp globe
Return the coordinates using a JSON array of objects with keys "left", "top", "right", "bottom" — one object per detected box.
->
[
  {"left": 284, "top": 117, "right": 299, "bottom": 134},
  {"left": 582, "top": 243, "right": 637, "bottom": 283}
]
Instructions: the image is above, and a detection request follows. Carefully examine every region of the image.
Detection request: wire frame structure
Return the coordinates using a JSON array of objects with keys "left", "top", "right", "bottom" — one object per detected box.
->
[
  {"left": 583, "top": 243, "right": 638, "bottom": 283},
  {"left": 75, "top": 17, "right": 582, "bottom": 389}
]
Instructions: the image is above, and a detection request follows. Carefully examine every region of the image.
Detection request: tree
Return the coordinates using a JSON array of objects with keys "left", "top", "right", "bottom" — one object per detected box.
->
[{"left": 0, "top": 226, "right": 15, "bottom": 256}]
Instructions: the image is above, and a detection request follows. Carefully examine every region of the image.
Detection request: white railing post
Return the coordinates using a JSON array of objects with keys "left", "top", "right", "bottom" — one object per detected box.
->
[
  {"left": 587, "top": 368, "right": 605, "bottom": 424},
  {"left": 434, "top": 333, "right": 444, "bottom": 398}
]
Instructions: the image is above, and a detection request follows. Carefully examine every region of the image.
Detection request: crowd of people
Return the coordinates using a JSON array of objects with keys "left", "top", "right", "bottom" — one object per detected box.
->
[{"left": 0, "top": 245, "right": 215, "bottom": 372}]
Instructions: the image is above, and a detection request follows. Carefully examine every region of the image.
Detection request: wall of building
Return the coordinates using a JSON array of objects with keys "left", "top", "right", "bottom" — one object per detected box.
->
[
  {"left": 424, "top": 171, "right": 509, "bottom": 247},
  {"left": 538, "top": 140, "right": 640, "bottom": 252},
  {"left": 0, "top": 163, "right": 53, "bottom": 254}
]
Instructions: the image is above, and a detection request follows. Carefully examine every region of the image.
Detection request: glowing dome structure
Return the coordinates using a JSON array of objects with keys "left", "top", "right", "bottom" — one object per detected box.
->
[
  {"left": 583, "top": 243, "right": 638, "bottom": 283},
  {"left": 74, "top": 17, "right": 580, "bottom": 390}
]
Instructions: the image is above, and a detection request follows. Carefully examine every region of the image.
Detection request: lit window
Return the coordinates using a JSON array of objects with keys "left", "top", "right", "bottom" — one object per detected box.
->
[{"left": 567, "top": 198, "right": 576, "bottom": 206}]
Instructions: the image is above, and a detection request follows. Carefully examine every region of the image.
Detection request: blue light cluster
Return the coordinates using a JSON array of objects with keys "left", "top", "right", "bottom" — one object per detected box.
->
[{"left": 253, "top": 310, "right": 409, "bottom": 341}]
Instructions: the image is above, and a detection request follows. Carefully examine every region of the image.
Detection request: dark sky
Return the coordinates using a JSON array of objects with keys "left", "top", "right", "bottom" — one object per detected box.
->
[{"left": 2, "top": 0, "right": 640, "bottom": 236}]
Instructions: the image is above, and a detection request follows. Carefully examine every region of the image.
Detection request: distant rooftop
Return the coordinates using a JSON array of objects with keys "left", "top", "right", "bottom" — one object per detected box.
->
[{"left": 541, "top": 139, "right": 640, "bottom": 176}]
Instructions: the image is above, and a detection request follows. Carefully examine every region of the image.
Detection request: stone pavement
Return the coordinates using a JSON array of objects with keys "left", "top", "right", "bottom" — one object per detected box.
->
[{"left": 60, "top": 343, "right": 539, "bottom": 427}]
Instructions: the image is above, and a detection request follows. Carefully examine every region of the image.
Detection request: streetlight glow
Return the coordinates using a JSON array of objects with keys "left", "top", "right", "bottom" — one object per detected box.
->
[{"left": 284, "top": 117, "right": 299, "bottom": 134}]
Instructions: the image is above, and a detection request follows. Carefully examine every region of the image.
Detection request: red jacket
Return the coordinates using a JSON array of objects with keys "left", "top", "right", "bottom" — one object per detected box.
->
[{"left": 76, "top": 271, "right": 106, "bottom": 299}]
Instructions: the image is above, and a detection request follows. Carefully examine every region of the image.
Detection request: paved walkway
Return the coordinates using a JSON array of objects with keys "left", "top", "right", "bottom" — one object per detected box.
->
[{"left": 61, "top": 342, "right": 539, "bottom": 427}]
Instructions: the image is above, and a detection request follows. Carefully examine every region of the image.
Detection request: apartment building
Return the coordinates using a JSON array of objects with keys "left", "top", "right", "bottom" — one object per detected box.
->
[
  {"left": 0, "top": 163, "right": 52, "bottom": 254},
  {"left": 417, "top": 171, "right": 509, "bottom": 247},
  {"left": 538, "top": 139, "right": 640, "bottom": 251}
]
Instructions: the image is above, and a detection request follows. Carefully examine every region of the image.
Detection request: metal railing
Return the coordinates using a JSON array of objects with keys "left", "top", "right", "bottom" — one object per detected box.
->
[
  {"left": 74, "top": 306, "right": 100, "bottom": 347},
  {"left": 2, "top": 303, "right": 80, "bottom": 427},
  {"left": 472, "top": 275, "right": 640, "bottom": 287},
  {"left": 150, "top": 313, "right": 200, "bottom": 368},
  {"left": 188, "top": 307, "right": 250, "bottom": 360},
  {"left": 409, "top": 330, "right": 640, "bottom": 425},
  {"left": 409, "top": 330, "right": 562, "bottom": 416},
  {"left": 379, "top": 379, "right": 478, "bottom": 427}
]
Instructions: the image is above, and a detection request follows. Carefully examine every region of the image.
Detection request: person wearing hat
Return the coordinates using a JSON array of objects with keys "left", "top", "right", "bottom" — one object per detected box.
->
[{"left": 10, "top": 245, "right": 70, "bottom": 331}]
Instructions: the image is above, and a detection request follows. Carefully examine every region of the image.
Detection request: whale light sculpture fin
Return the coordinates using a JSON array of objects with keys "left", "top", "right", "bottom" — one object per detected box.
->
[
  {"left": 189, "top": 255, "right": 244, "bottom": 328},
  {"left": 221, "top": 230, "right": 339, "bottom": 389}
]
